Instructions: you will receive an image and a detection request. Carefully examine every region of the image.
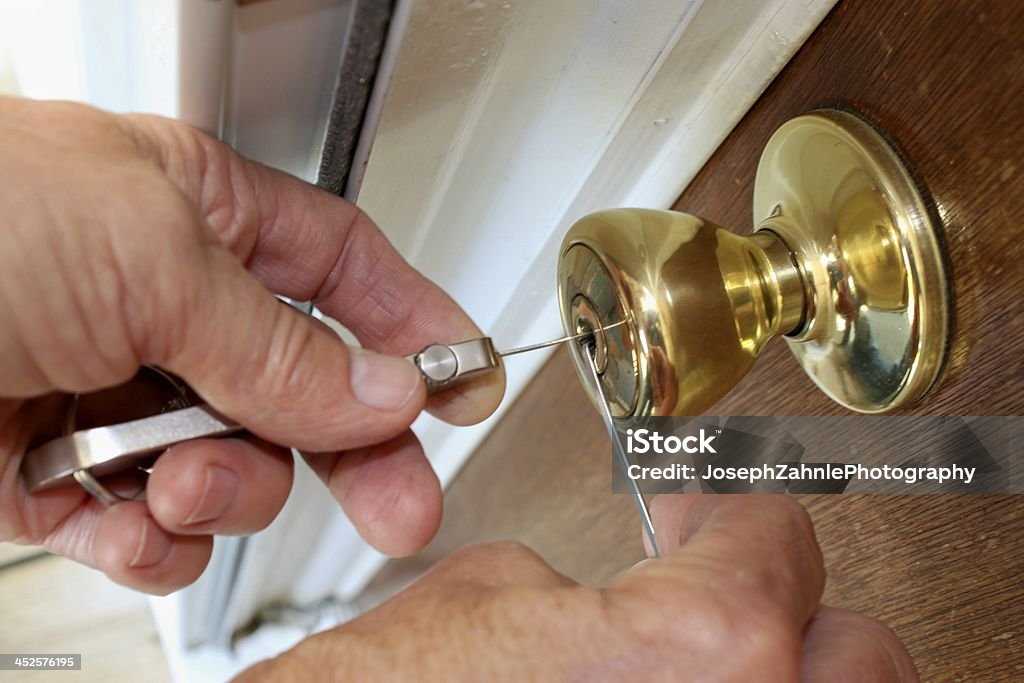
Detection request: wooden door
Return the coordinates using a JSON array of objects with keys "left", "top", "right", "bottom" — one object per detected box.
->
[{"left": 382, "top": 1, "right": 1024, "bottom": 680}]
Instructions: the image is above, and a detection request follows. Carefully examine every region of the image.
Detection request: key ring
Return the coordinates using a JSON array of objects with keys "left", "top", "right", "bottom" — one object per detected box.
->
[
  {"left": 72, "top": 469, "right": 124, "bottom": 506},
  {"left": 25, "top": 367, "right": 208, "bottom": 506}
]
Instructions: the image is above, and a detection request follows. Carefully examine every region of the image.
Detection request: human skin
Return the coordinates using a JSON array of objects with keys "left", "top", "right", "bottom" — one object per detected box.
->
[
  {"left": 0, "top": 98, "right": 915, "bottom": 681},
  {"left": 239, "top": 496, "right": 918, "bottom": 682},
  {"left": 0, "top": 96, "right": 504, "bottom": 593}
]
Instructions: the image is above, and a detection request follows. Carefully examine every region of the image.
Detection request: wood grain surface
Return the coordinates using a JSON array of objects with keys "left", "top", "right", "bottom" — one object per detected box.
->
[
  {"left": 678, "top": 0, "right": 1024, "bottom": 417},
  {"left": 386, "top": 1, "right": 1024, "bottom": 681}
]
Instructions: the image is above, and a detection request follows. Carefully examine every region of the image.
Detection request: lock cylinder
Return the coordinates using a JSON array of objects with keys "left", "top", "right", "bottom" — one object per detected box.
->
[{"left": 558, "top": 210, "right": 805, "bottom": 417}]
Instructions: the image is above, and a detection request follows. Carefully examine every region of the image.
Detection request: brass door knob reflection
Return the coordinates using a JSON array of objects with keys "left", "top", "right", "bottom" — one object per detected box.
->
[{"left": 557, "top": 109, "right": 950, "bottom": 416}]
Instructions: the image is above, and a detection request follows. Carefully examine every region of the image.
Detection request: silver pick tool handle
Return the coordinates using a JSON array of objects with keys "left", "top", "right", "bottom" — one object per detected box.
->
[{"left": 21, "top": 334, "right": 586, "bottom": 501}]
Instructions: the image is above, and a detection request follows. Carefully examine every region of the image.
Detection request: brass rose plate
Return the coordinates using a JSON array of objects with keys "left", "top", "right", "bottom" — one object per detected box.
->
[{"left": 754, "top": 110, "right": 949, "bottom": 413}]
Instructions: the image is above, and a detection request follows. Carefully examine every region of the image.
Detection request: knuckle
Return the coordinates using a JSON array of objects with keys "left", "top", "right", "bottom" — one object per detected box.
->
[
  {"left": 97, "top": 175, "right": 205, "bottom": 367},
  {"left": 430, "top": 540, "right": 552, "bottom": 586},
  {"left": 260, "top": 308, "right": 323, "bottom": 400},
  {"left": 331, "top": 224, "right": 426, "bottom": 346},
  {"left": 737, "top": 601, "right": 800, "bottom": 659},
  {"left": 448, "top": 539, "right": 535, "bottom": 564},
  {"left": 700, "top": 595, "right": 799, "bottom": 677},
  {"left": 611, "top": 585, "right": 799, "bottom": 677},
  {"left": 32, "top": 100, "right": 122, "bottom": 141},
  {"left": 191, "top": 134, "right": 263, "bottom": 257}
]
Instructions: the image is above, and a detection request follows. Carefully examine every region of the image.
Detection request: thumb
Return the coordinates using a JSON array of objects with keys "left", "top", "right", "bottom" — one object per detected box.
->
[{"left": 161, "top": 243, "right": 426, "bottom": 453}]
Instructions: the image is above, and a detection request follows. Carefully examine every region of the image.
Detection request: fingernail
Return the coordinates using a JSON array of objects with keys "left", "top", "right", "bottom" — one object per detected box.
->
[
  {"left": 184, "top": 465, "right": 238, "bottom": 525},
  {"left": 130, "top": 517, "right": 173, "bottom": 568},
  {"left": 630, "top": 559, "right": 657, "bottom": 572},
  {"left": 349, "top": 350, "right": 421, "bottom": 411}
]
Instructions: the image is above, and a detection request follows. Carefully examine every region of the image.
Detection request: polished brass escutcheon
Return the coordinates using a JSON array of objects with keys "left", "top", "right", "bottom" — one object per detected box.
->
[{"left": 557, "top": 109, "right": 950, "bottom": 416}]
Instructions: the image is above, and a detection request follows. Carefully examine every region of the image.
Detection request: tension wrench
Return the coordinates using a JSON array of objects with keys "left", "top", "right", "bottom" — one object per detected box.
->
[{"left": 580, "top": 338, "right": 661, "bottom": 558}]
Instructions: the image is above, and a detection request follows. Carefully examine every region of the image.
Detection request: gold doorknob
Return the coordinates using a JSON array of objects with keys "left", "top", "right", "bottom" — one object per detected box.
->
[{"left": 557, "top": 109, "right": 950, "bottom": 416}]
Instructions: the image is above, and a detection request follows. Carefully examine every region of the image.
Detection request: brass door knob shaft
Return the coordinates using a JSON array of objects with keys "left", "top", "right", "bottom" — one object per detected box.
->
[{"left": 557, "top": 109, "right": 950, "bottom": 416}]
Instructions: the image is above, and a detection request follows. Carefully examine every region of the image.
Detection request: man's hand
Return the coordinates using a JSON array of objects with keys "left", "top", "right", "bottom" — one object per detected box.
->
[
  {"left": 241, "top": 496, "right": 918, "bottom": 682},
  {"left": 0, "top": 97, "right": 504, "bottom": 594}
]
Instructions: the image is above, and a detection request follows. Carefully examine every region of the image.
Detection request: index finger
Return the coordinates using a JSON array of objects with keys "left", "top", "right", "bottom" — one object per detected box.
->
[{"left": 130, "top": 115, "right": 504, "bottom": 426}]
